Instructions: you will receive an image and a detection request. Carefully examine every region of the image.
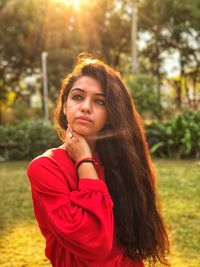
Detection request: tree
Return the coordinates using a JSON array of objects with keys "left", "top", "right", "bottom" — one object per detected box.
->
[
  {"left": 0, "top": 0, "right": 133, "bottom": 113},
  {"left": 138, "top": 0, "right": 200, "bottom": 110}
]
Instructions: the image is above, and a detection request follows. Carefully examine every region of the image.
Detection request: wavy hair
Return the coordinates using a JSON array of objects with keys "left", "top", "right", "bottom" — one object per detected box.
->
[{"left": 55, "top": 54, "right": 170, "bottom": 266}]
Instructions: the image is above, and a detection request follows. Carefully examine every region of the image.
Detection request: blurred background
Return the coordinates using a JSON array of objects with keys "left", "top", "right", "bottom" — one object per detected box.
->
[{"left": 0, "top": 0, "right": 199, "bottom": 266}]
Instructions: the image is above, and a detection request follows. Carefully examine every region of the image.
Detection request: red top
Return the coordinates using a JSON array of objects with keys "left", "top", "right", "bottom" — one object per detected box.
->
[{"left": 27, "top": 148, "right": 144, "bottom": 267}]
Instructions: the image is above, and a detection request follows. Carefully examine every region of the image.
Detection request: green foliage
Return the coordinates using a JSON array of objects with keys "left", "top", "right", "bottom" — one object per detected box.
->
[
  {"left": 125, "top": 73, "right": 162, "bottom": 118},
  {"left": 147, "top": 110, "right": 200, "bottom": 159},
  {"left": 1, "top": 0, "right": 200, "bottom": 117},
  {"left": 138, "top": 0, "right": 200, "bottom": 109},
  {"left": 0, "top": 0, "right": 132, "bottom": 109},
  {"left": 0, "top": 121, "right": 61, "bottom": 160},
  {"left": 1, "top": 110, "right": 199, "bottom": 161}
]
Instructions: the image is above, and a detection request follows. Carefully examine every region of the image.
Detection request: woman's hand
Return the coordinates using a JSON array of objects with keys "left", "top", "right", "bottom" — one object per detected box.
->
[{"left": 64, "top": 124, "right": 92, "bottom": 162}]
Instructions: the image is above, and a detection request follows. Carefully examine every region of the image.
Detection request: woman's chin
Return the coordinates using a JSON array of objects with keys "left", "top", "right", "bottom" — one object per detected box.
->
[{"left": 72, "top": 125, "right": 94, "bottom": 137}]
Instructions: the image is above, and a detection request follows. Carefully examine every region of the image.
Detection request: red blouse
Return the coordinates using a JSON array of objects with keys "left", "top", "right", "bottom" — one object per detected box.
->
[{"left": 27, "top": 148, "right": 144, "bottom": 267}]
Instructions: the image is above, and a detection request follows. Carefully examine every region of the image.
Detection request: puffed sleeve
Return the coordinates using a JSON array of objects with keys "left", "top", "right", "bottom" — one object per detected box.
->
[{"left": 27, "top": 156, "right": 114, "bottom": 259}]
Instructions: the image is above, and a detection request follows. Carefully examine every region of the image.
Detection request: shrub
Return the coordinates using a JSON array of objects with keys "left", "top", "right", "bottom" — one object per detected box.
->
[
  {"left": 0, "top": 120, "right": 61, "bottom": 160},
  {"left": 146, "top": 110, "right": 200, "bottom": 159},
  {"left": 1, "top": 111, "right": 199, "bottom": 161},
  {"left": 125, "top": 73, "right": 162, "bottom": 119}
]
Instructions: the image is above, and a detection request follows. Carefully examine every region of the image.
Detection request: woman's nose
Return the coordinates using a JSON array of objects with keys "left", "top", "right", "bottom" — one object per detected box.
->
[{"left": 80, "top": 99, "right": 92, "bottom": 113}]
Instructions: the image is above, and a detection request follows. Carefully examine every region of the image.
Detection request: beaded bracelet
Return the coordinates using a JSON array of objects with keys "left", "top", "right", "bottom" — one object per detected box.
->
[{"left": 75, "top": 157, "right": 95, "bottom": 171}]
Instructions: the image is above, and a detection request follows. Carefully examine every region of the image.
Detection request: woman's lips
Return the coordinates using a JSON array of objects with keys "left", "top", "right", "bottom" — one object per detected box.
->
[{"left": 76, "top": 116, "right": 93, "bottom": 123}]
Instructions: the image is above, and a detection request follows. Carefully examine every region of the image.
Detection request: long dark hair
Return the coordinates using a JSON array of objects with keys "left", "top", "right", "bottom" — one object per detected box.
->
[{"left": 55, "top": 54, "right": 170, "bottom": 266}]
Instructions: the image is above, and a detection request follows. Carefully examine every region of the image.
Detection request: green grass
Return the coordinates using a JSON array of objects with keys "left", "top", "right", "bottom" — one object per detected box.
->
[
  {"left": 0, "top": 161, "right": 51, "bottom": 267},
  {"left": 0, "top": 160, "right": 199, "bottom": 267},
  {"left": 154, "top": 160, "right": 200, "bottom": 267}
]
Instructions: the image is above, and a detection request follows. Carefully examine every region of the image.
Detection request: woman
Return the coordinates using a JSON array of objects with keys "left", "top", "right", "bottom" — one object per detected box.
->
[{"left": 27, "top": 55, "right": 169, "bottom": 267}]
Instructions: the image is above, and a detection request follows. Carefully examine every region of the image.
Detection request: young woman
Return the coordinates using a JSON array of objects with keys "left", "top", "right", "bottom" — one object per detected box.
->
[{"left": 27, "top": 55, "right": 169, "bottom": 267}]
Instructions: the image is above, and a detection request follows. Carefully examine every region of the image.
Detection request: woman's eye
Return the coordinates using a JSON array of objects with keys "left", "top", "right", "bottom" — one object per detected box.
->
[
  {"left": 95, "top": 99, "right": 105, "bottom": 105},
  {"left": 72, "top": 95, "right": 83, "bottom": 100}
]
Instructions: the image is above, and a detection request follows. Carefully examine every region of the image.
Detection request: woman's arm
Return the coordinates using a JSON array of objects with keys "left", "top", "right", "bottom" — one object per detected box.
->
[
  {"left": 77, "top": 161, "right": 98, "bottom": 179},
  {"left": 27, "top": 156, "right": 114, "bottom": 259}
]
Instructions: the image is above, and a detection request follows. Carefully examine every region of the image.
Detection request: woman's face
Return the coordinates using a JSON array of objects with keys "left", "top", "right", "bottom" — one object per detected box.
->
[{"left": 63, "top": 76, "right": 107, "bottom": 138}]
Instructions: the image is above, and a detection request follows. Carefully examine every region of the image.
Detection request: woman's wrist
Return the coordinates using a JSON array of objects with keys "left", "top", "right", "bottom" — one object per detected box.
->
[
  {"left": 76, "top": 157, "right": 99, "bottom": 180},
  {"left": 75, "top": 157, "right": 95, "bottom": 171},
  {"left": 78, "top": 163, "right": 99, "bottom": 180}
]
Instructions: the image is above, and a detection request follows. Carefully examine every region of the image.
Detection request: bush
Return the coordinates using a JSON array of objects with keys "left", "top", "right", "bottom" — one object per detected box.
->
[
  {"left": 125, "top": 73, "right": 162, "bottom": 119},
  {"left": 1, "top": 111, "right": 199, "bottom": 161},
  {"left": 146, "top": 110, "right": 200, "bottom": 159},
  {"left": 0, "top": 120, "right": 61, "bottom": 160}
]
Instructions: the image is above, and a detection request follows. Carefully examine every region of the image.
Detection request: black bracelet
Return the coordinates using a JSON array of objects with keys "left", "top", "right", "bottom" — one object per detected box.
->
[{"left": 75, "top": 158, "right": 94, "bottom": 171}]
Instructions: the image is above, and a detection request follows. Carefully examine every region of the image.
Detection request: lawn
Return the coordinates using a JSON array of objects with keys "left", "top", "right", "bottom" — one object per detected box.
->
[{"left": 0, "top": 160, "right": 199, "bottom": 267}]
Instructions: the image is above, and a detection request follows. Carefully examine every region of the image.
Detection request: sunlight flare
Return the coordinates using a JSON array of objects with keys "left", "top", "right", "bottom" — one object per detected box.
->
[
  {"left": 73, "top": 0, "right": 80, "bottom": 10},
  {"left": 51, "top": 0, "right": 84, "bottom": 10}
]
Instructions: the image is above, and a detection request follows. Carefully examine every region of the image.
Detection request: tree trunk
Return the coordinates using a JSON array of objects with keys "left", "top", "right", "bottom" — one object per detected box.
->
[
  {"left": 177, "top": 60, "right": 184, "bottom": 109},
  {"left": 185, "top": 77, "right": 191, "bottom": 109},
  {"left": 192, "top": 76, "right": 197, "bottom": 110}
]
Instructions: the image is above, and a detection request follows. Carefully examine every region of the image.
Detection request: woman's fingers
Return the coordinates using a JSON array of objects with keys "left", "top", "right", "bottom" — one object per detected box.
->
[{"left": 65, "top": 124, "right": 92, "bottom": 161}]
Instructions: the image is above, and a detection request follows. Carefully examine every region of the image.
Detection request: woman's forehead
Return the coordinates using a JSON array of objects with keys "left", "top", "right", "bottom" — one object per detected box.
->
[{"left": 71, "top": 76, "right": 104, "bottom": 94}]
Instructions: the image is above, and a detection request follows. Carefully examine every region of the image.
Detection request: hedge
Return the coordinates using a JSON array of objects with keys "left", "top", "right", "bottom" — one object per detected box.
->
[
  {"left": 0, "top": 120, "right": 61, "bottom": 161},
  {"left": 0, "top": 110, "right": 199, "bottom": 161},
  {"left": 146, "top": 110, "right": 200, "bottom": 159}
]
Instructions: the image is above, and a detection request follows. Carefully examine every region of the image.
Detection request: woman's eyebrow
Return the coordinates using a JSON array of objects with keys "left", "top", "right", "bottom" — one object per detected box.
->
[
  {"left": 71, "top": 87, "right": 83, "bottom": 93},
  {"left": 71, "top": 87, "right": 105, "bottom": 97}
]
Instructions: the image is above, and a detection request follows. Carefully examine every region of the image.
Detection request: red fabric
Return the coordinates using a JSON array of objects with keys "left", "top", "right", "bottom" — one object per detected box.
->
[{"left": 27, "top": 148, "right": 144, "bottom": 267}]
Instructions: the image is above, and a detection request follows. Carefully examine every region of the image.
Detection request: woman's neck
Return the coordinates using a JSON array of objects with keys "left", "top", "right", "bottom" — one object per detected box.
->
[{"left": 86, "top": 137, "right": 96, "bottom": 152}]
